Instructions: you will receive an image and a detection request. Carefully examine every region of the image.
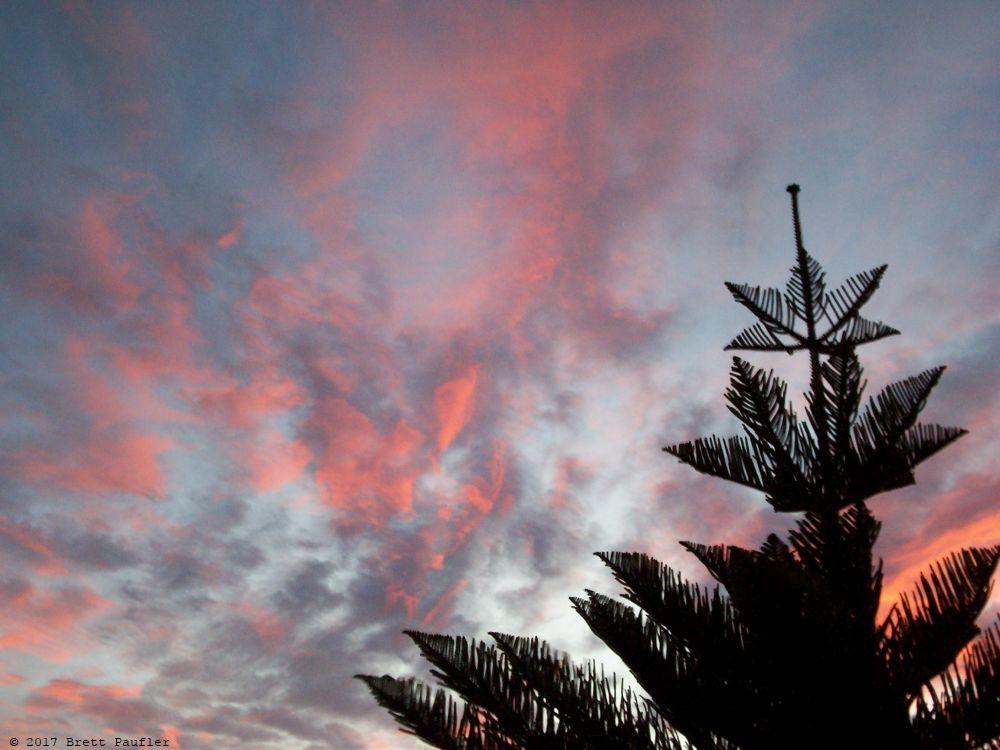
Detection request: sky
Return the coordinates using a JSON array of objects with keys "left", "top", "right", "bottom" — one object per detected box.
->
[{"left": 0, "top": 1, "right": 998, "bottom": 748}]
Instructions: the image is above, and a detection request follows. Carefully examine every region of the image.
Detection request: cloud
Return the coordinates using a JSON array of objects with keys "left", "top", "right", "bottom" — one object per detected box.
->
[
  {"left": 434, "top": 366, "right": 478, "bottom": 452},
  {"left": 1, "top": 2, "right": 998, "bottom": 747},
  {"left": 0, "top": 579, "right": 112, "bottom": 662}
]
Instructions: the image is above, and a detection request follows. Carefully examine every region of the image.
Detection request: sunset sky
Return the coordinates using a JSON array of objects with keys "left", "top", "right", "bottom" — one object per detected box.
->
[{"left": 1, "top": 2, "right": 998, "bottom": 748}]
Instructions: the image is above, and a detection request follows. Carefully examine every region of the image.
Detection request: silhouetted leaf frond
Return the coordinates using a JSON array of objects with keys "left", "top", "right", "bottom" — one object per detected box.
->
[
  {"left": 786, "top": 248, "right": 827, "bottom": 327},
  {"left": 725, "top": 321, "right": 799, "bottom": 352},
  {"left": 490, "top": 632, "right": 684, "bottom": 750},
  {"left": 913, "top": 617, "right": 1000, "bottom": 748},
  {"left": 899, "top": 423, "right": 968, "bottom": 469},
  {"left": 355, "top": 674, "right": 493, "bottom": 749},
  {"left": 403, "top": 631, "right": 546, "bottom": 747},
  {"left": 724, "top": 282, "right": 803, "bottom": 352},
  {"left": 595, "top": 551, "right": 746, "bottom": 655},
  {"left": 726, "top": 357, "right": 817, "bottom": 509},
  {"left": 819, "top": 264, "right": 889, "bottom": 340},
  {"left": 726, "top": 255, "right": 897, "bottom": 354},
  {"left": 880, "top": 547, "right": 1000, "bottom": 701},
  {"left": 679, "top": 540, "right": 806, "bottom": 628},
  {"left": 815, "top": 348, "right": 865, "bottom": 467},
  {"left": 800, "top": 349, "right": 868, "bottom": 508},
  {"left": 663, "top": 435, "right": 765, "bottom": 492},
  {"left": 788, "top": 506, "right": 883, "bottom": 607},
  {"left": 571, "top": 591, "right": 748, "bottom": 749},
  {"left": 856, "top": 367, "right": 947, "bottom": 449},
  {"left": 824, "top": 315, "right": 899, "bottom": 349}
]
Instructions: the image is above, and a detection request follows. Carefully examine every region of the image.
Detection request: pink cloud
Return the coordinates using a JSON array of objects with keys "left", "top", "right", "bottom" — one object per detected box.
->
[
  {"left": 18, "top": 677, "right": 171, "bottom": 740},
  {"left": 274, "top": 4, "right": 708, "bottom": 355},
  {"left": 246, "top": 271, "right": 360, "bottom": 334},
  {"left": 421, "top": 577, "right": 468, "bottom": 629},
  {"left": 370, "top": 438, "right": 514, "bottom": 622},
  {"left": 10, "top": 337, "right": 175, "bottom": 498},
  {"left": 197, "top": 377, "right": 303, "bottom": 430},
  {"left": 216, "top": 221, "right": 242, "bottom": 249},
  {"left": 9, "top": 187, "right": 238, "bottom": 500},
  {"left": 434, "top": 366, "right": 478, "bottom": 452},
  {"left": 547, "top": 456, "right": 595, "bottom": 510},
  {"left": 34, "top": 679, "right": 141, "bottom": 704},
  {"left": 440, "top": 440, "right": 512, "bottom": 551},
  {"left": 161, "top": 726, "right": 182, "bottom": 749},
  {"left": 0, "top": 581, "right": 113, "bottom": 662},
  {"left": 0, "top": 519, "right": 65, "bottom": 576},
  {"left": 387, "top": 420, "right": 425, "bottom": 458},
  {"left": 882, "top": 510, "right": 1000, "bottom": 611},
  {"left": 230, "top": 600, "right": 290, "bottom": 650},
  {"left": 15, "top": 432, "right": 175, "bottom": 499},
  {"left": 245, "top": 430, "right": 311, "bottom": 492},
  {"left": 78, "top": 196, "right": 142, "bottom": 310},
  {"left": 311, "top": 397, "right": 425, "bottom": 523}
]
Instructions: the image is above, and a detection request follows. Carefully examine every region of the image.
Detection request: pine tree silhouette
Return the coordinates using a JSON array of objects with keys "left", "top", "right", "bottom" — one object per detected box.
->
[{"left": 357, "top": 185, "right": 1000, "bottom": 749}]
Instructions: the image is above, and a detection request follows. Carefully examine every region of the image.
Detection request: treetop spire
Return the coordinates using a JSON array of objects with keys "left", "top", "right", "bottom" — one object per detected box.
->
[{"left": 787, "top": 183, "right": 805, "bottom": 254}]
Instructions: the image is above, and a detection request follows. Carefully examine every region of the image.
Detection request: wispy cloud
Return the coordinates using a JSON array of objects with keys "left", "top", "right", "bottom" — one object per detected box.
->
[{"left": 1, "top": 1, "right": 997, "bottom": 747}]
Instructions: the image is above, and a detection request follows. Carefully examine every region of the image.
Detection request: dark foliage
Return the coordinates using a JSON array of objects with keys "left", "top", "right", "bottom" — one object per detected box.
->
[{"left": 357, "top": 185, "right": 999, "bottom": 749}]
